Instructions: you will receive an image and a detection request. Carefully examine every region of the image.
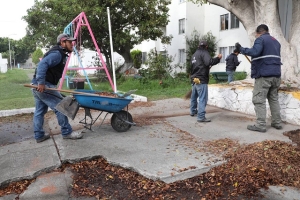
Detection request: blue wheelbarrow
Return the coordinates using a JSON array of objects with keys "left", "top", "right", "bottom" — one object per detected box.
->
[
  {"left": 55, "top": 89, "right": 136, "bottom": 132},
  {"left": 73, "top": 90, "right": 136, "bottom": 132},
  {"left": 24, "top": 84, "right": 136, "bottom": 132}
]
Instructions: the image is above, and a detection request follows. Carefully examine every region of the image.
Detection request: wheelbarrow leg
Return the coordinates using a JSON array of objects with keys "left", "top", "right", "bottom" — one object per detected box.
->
[{"left": 79, "top": 108, "right": 109, "bottom": 131}]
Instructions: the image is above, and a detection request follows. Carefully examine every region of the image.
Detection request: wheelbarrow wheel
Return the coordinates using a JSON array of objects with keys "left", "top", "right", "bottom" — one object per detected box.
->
[{"left": 111, "top": 110, "right": 133, "bottom": 132}]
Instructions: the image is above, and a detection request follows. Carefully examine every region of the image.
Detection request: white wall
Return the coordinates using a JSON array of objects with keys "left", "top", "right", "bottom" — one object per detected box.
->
[
  {"left": 67, "top": 49, "right": 124, "bottom": 75},
  {"left": 202, "top": 4, "right": 251, "bottom": 74},
  {"left": 0, "top": 53, "right": 8, "bottom": 73}
]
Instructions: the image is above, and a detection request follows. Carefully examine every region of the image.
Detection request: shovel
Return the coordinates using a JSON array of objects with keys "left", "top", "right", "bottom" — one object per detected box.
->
[
  {"left": 24, "top": 84, "right": 95, "bottom": 119},
  {"left": 55, "top": 96, "right": 80, "bottom": 120}
]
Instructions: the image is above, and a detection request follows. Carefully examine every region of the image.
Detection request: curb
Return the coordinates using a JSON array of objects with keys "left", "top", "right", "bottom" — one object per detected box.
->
[{"left": 0, "top": 94, "right": 147, "bottom": 117}]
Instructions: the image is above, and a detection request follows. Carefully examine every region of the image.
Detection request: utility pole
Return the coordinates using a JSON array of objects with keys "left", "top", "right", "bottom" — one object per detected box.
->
[
  {"left": 9, "top": 39, "right": 12, "bottom": 70},
  {"left": 8, "top": 34, "right": 16, "bottom": 70}
]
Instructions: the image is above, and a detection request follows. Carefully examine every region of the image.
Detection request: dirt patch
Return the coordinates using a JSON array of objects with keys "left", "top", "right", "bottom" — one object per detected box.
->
[
  {"left": 128, "top": 101, "right": 155, "bottom": 108},
  {"left": 66, "top": 139, "right": 300, "bottom": 200},
  {"left": 1, "top": 133, "right": 300, "bottom": 199}
]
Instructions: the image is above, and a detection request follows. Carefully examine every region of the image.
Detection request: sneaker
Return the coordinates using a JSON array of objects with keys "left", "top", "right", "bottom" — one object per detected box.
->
[
  {"left": 271, "top": 123, "right": 283, "bottom": 130},
  {"left": 36, "top": 134, "right": 51, "bottom": 143},
  {"left": 247, "top": 125, "right": 266, "bottom": 133},
  {"left": 197, "top": 118, "right": 211, "bottom": 122},
  {"left": 63, "top": 131, "right": 83, "bottom": 140}
]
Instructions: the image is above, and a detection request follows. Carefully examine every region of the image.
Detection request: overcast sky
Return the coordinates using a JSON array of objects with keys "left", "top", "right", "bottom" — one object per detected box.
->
[{"left": 0, "top": 0, "right": 35, "bottom": 40}]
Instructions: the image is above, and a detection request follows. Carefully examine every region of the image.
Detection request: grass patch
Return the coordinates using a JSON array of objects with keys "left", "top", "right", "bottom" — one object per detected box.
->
[
  {"left": 0, "top": 69, "right": 247, "bottom": 110},
  {"left": 90, "top": 76, "right": 191, "bottom": 101},
  {"left": 0, "top": 69, "right": 35, "bottom": 110}
]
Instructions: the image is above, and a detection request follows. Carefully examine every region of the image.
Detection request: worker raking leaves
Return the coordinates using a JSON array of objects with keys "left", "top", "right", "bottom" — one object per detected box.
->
[{"left": 189, "top": 41, "right": 222, "bottom": 122}]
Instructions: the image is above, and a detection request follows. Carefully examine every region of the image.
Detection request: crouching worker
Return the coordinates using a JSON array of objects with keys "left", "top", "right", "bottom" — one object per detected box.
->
[{"left": 31, "top": 33, "right": 83, "bottom": 143}]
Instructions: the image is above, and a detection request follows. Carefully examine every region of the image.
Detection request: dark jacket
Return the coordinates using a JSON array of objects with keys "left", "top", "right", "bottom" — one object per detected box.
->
[
  {"left": 240, "top": 33, "right": 281, "bottom": 78},
  {"left": 225, "top": 53, "right": 240, "bottom": 71},
  {"left": 33, "top": 45, "right": 68, "bottom": 85},
  {"left": 190, "top": 47, "right": 220, "bottom": 84}
]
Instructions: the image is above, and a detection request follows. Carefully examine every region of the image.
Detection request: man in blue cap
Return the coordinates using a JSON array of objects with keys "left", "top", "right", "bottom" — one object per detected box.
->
[
  {"left": 31, "top": 33, "right": 83, "bottom": 143},
  {"left": 235, "top": 24, "right": 282, "bottom": 132}
]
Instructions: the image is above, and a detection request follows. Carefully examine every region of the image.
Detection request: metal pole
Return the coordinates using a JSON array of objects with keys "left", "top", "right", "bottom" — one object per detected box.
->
[
  {"left": 9, "top": 39, "right": 12, "bottom": 70},
  {"left": 107, "top": 7, "right": 117, "bottom": 93}
]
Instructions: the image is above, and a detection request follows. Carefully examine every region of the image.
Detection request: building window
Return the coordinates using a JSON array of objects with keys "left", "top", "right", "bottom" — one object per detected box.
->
[
  {"left": 230, "top": 13, "right": 239, "bottom": 29},
  {"left": 229, "top": 46, "right": 235, "bottom": 54},
  {"left": 179, "top": 19, "right": 185, "bottom": 34},
  {"left": 179, "top": 0, "right": 185, "bottom": 3},
  {"left": 219, "top": 47, "right": 227, "bottom": 63},
  {"left": 220, "top": 14, "right": 229, "bottom": 30},
  {"left": 142, "top": 52, "right": 147, "bottom": 64},
  {"left": 179, "top": 49, "right": 186, "bottom": 63}
]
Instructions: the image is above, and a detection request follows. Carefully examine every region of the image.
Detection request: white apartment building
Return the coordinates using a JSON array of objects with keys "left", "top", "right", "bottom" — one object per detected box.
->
[
  {"left": 133, "top": 0, "right": 251, "bottom": 74},
  {"left": 133, "top": 0, "right": 292, "bottom": 75}
]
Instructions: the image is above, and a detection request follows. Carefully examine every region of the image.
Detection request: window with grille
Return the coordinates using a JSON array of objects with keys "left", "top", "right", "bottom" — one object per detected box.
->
[
  {"left": 179, "top": 49, "right": 186, "bottom": 63},
  {"left": 220, "top": 14, "right": 229, "bottom": 30},
  {"left": 219, "top": 47, "right": 227, "bottom": 63},
  {"left": 179, "top": 19, "right": 185, "bottom": 34},
  {"left": 230, "top": 13, "right": 239, "bottom": 29},
  {"left": 229, "top": 46, "right": 235, "bottom": 54}
]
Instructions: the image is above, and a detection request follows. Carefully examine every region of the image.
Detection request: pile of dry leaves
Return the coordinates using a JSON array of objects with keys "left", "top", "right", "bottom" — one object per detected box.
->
[{"left": 68, "top": 139, "right": 300, "bottom": 200}]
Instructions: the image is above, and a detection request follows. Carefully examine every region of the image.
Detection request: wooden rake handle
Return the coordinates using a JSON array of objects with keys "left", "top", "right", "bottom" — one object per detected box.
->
[
  {"left": 23, "top": 84, "right": 99, "bottom": 96},
  {"left": 244, "top": 55, "right": 251, "bottom": 63}
]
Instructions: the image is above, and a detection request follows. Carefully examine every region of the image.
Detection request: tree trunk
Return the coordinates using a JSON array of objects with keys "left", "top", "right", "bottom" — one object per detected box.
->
[
  {"left": 117, "top": 46, "right": 133, "bottom": 73},
  {"left": 208, "top": 0, "right": 300, "bottom": 85}
]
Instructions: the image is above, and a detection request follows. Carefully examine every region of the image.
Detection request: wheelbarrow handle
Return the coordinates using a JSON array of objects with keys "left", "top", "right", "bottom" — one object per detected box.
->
[{"left": 23, "top": 84, "right": 99, "bottom": 96}]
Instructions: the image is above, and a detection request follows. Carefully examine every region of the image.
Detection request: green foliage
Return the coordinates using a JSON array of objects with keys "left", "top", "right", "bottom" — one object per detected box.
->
[
  {"left": 185, "top": 30, "right": 218, "bottom": 74},
  {"left": 0, "top": 36, "right": 36, "bottom": 64},
  {"left": 143, "top": 48, "right": 174, "bottom": 80},
  {"left": 31, "top": 48, "right": 44, "bottom": 64},
  {"left": 188, "top": 0, "right": 208, "bottom": 4},
  {"left": 23, "top": 0, "right": 172, "bottom": 71},
  {"left": 234, "top": 71, "right": 247, "bottom": 80},
  {"left": 130, "top": 50, "right": 142, "bottom": 69}
]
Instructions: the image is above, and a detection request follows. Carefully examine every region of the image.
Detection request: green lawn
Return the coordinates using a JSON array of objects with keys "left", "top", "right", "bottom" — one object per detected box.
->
[
  {"left": 0, "top": 69, "right": 191, "bottom": 110},
  {"left": 0, "top": 69, "right": 246, "bottom": 110},
  {"left": 0, "top": 69, "right": 35, "bottom": 110}
]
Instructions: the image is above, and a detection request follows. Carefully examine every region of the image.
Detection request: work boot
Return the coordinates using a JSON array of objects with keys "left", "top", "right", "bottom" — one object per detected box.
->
[
  {"left": 190, "top": 110, "right": 198, "bottom": 117},
  {"left": 271, "top": 123, "right": 283, "bottom": 130},
  {"left": 63, "top": 131, "right": 83, "bottom": 139},
  {"left": 247, "top": 125, "right": 266, "bottom": 133},
  {"left": 197, "top": 118, "right": 211, "bottom": 122},
  {"left": 36, "top": 134, "right": 51, "bottom": 143}
]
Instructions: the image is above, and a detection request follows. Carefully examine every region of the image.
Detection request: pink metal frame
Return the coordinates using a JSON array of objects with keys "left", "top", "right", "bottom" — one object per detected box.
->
[{"left": 58, "top": 12, "right": 114, "bottom": 90}]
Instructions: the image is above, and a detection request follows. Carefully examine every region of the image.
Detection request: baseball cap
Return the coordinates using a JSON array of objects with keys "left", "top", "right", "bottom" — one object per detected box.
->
[
  {"left": 199, "top": 41, "right": 208, "bottom": 46},
  {"left": 57, "top": 33, "right": 76, "bottom": 43}
]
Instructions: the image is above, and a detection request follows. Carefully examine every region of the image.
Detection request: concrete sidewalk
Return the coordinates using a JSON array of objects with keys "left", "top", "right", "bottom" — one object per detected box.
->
[{"left": 0, "top": 98, "right": 300, "bottom": 200}]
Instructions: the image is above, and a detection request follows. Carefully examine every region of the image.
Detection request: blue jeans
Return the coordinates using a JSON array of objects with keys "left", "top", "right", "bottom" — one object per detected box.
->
[
  {"left": 190, "top": 84, "right": 208, "bottom": 120},
  {"left": 226, "top": 71, "right": 234, "bottom": 83},
  {"left": 32, "top": 84, "right": 72, "bottom": 140}
]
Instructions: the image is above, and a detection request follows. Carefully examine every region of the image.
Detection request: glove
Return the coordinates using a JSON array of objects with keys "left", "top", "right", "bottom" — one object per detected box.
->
[
  {"left": 235, "top": 42, "right": 241, "bottom": 53},
  {"left": 193, "top": 78, "right": 200, "bottom": 84}
]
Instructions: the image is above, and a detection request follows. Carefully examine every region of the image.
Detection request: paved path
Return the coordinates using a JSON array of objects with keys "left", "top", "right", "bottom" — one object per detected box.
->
[{"left": 0, "top": 98, "right": 300, "bottom": 199}]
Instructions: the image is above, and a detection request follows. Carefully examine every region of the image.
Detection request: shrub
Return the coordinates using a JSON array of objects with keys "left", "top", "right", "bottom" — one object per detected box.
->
[
  {"left": 130, "top": 50, "right": 142, "bottom": 69},
  {"left": 185, "top": 30, "right": 218, "bottom": 74}
]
